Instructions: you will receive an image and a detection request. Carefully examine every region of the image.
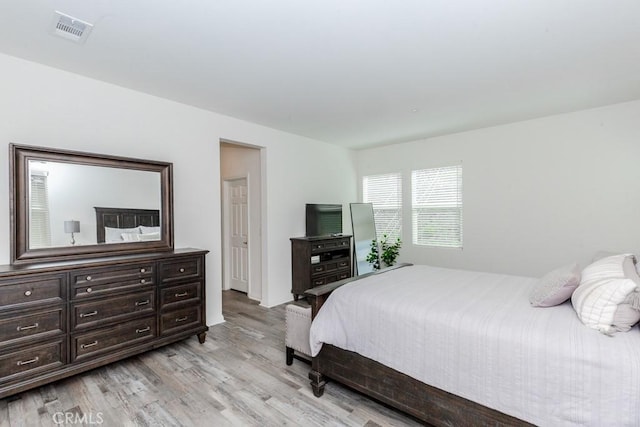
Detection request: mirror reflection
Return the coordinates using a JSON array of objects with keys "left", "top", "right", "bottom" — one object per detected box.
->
[
  {"left": 28, "top": 160, "right": 162, "bottom": 249},
  {"left": 350, "top": 203, "right": 377, "bottom": 275}
]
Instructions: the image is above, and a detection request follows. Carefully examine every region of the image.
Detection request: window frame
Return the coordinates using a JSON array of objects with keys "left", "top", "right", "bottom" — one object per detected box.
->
[{"left": 411, "top": 164, "right": 463, "bottom": 248}]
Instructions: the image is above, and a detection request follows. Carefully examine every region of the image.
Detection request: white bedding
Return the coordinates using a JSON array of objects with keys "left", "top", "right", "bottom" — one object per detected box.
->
[{"left": 309, "top": 265, "right": 640, "bottom": 426}]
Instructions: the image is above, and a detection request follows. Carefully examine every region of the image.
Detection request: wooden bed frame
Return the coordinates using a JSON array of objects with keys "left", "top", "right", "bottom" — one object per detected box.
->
[
  {"left": 94, "top": 206, "right": 160, "bottom": 243},
  {"left": 304, "top": 264, "right": 533, "bottom": 427}
]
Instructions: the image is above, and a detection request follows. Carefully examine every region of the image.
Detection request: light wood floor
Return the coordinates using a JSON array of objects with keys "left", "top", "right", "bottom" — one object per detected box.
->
[{"left": 1, "top": 291, "right": 422, "bottom": 426}]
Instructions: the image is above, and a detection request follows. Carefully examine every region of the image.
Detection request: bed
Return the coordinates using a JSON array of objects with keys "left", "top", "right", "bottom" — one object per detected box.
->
[
  {"left": 305, "top": 262, "right": 640, "bottom": 426},
  {"left": 94, "top": 206, "right": 160, "bottom": 243}
]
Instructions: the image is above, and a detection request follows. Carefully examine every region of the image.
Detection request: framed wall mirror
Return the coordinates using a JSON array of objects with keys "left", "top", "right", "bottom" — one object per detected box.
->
[{"left": 10, "top": 144, "right": 174, "bottom": 264}]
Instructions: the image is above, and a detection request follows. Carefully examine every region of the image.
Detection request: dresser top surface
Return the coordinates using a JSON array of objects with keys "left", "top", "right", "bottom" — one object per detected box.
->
[{"left": 0, "top": 248, "right": 208, "bottom": 277}]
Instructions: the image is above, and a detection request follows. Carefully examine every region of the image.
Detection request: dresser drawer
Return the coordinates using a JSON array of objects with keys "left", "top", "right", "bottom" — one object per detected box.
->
[
  {"left": 311, "top": 258, "right": 350, "bottom": 276},
  {"left": 0, "top": 308, "right": 65, "bottom": 348},
  {"left": 0, "top": 340, "right": 65, "bottom": 384},
  {"left": 71, "top": 264, "right": 153, "bottom": 299},
  {"left": 160, "top": 282, "right": 202, "bottom": 310},
  {"left": 160, "top": 306, "right": 202, "bottom": 336},
  {"left": 71, "top": 290, "right": 155, "bottom": 330},
  {"left": 71, "top": 316, "right": 156, "bottom": 362},
  {"left": 159, "top": 257, "right": 202, "bottom": 285},
  {"left": 0, "top": 274, "right": 65, "bottom": 310},
  {"left": 311, "top": 271, "right": 350, "bottom": 287},
  {"left": 310, "top": 238, "right": 350, "bottom": 253}
]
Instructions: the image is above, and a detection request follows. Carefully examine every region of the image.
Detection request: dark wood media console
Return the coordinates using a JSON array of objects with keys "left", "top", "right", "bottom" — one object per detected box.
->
[
  {"left": 0, "top": 248, "right": 208, "bottom": 399},
  {"left": 290, "top": 235, "right": 352, "bottom": 301}
]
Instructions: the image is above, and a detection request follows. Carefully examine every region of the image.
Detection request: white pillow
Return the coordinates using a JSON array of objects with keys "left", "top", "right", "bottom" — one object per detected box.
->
[
  {"left": 571, "top": 254, "right": 640, "bottom": 334},
  {"left": 529, "top": 263, "right": 581, "bottom": 307},
  {"left": 137, "top": 232, "right": 161, "bottom": 241},
  {"left": 139, "top": 226, "right": 160, "bottom": 234},
  {"left": 120, "top": 232, "right": 142, "bottom": 242},
  {"left": 105, "top": 226, "right": 140, "bottom": 243}
]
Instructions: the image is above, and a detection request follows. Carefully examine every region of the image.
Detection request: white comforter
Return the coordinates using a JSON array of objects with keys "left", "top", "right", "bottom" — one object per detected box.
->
[{"left": 309, "top": 265, "right": 640, "bottom": 426}]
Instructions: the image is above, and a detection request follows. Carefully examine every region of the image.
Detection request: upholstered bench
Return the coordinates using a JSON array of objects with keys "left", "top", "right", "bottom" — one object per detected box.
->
[{"left": 285, "top": 304, "right": 312, "bottom": 365}]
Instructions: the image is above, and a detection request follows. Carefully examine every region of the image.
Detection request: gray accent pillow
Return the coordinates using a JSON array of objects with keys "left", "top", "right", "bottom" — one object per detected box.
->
[{"left": 529, "top": 263, "right": 581, "bottom": 307}]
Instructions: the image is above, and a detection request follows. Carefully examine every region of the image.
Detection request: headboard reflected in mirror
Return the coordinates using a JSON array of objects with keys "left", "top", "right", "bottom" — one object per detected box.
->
[
  {"left": 9, "top": 143, "right": 174, "bottom": 264},
  {"left": 95, "top": 207, "right": 161, "bottom": 243}
]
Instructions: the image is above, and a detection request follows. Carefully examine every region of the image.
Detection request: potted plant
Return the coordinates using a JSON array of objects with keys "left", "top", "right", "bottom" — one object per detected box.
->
[{"left": 366, "top": 234, "right": 402, "bottom": 270}]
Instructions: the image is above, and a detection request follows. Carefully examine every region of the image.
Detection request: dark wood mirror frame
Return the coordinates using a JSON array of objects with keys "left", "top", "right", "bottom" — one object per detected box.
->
[{"left": 9, "top": 144, "right": 174, "bottom": 265}]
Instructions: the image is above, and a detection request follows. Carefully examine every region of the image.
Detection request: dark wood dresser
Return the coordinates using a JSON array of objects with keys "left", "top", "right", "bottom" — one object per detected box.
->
[
  {"left": 0, "top": 248, "right": 208, "bottom": 399},
  {"left": 290, "top": 236, "right": 352, "bottom": 300}
]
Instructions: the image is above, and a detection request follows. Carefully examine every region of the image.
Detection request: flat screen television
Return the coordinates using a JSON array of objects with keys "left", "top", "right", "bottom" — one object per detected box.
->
[{"left": 305, "top": 204, "right": 342, "bottom": 237}]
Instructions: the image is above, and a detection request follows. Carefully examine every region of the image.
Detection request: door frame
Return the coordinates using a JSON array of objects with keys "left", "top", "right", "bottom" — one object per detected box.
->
[{"left": 220, "top": 140, "right": 265, "bottom": 305}]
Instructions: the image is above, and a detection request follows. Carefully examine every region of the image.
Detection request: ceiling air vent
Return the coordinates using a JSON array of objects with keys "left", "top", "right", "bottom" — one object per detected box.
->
[{"left": 50, "top": 11, "right": 93, "bottom": 43}]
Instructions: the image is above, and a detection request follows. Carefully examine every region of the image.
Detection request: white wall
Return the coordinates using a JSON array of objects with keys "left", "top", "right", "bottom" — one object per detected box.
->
[
  {"left": 355, "top": 100, "right": 640, "bottom": 277},
  {"left": 0, "top": 52, "right": 357, "bottom": 324}
]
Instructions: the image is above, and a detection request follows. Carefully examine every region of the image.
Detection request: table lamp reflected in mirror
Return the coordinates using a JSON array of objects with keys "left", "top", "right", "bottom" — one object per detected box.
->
[{"left": 64, "top": 220, "right": 80, "bottom": 245}]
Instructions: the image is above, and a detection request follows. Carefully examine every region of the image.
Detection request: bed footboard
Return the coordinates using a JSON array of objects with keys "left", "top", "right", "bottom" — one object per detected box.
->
[{"left": 312, "top": 345, "right": 532, "bottom": 426}]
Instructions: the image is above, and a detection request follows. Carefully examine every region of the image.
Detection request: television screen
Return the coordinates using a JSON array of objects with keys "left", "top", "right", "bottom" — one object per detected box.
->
[{"left": 305, "top": 204, "right": 342, "bottom": 237}]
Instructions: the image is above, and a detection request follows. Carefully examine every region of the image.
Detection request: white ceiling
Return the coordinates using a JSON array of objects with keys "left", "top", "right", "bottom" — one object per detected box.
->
[{"left": 0, "top": 1, "right": 639, "bottom": 149}]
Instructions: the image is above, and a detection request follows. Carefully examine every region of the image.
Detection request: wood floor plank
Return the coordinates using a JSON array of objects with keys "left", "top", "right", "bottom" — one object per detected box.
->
[{"left": 2, "top": 290, "right": 421, "bottom": 426}]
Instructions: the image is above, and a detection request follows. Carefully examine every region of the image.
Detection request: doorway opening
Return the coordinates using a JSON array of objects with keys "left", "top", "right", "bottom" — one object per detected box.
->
[{"left": 220, "top": 141, "right": 265, "bottom": 303}]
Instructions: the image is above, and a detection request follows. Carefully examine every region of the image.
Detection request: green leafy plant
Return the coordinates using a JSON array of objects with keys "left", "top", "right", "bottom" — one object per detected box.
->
[{"left": 366, "top": 234, "right": 402, "bottom": 270}]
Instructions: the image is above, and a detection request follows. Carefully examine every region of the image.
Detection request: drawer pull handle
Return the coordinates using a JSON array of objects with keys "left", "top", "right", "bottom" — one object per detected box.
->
[
  {"left": 140, "top": 268, "right": 146, "bottom": 273},
  {"left": 314, "top": 280, "right": 324, "bottom": 285},
  {"left": 179, "top": 268, "right": 185, "bottom": 273},
  {"left": 86, "top": 287, "right": 93, "bottom": 293},
  {"left": 140, "top": 279, "right": 146, "bottom": 284},
  {"left": 81, "top": 341, "right": 98, "bottom": 349},
  {"left": 175, "top": 316, "right": 188, "bottom": 323},
  {"left": 79, "top": 310, "right": 98, "bottom": 318},
  {"left": 314, "top": 267, "right": 323, "bottom": 272},
  {"left": 175, "top": 292, "right": 189, "bottom": 298},
  {"left": 17, "top": 357, "right": 39, "bottom": 366},
  {"left": 17, "top": 323, "right": 39, "bottom": 331},
  {"left": 24, "top": 290, "right": 33, "bottom": 297},
  {"left": 86, "top": 276, "right": 92, "bottom": 281},
  {"left": 135, "top": 300, "right": 150, "bottom": 307},
  {"left": 136, "top": 326, "right": 151, "bottom": 334}
]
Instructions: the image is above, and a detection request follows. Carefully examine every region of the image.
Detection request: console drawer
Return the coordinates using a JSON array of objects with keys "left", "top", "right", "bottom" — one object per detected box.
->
[
  {"left": 71, "top": 264, "right": 153, "bottom": 299},
  {"left": 311, "top": 271, "right": 350, "bottom": 287},
  {"left": 0, "top": 340, "right": 65, "bottom": 384},
  {"left": 71, "top": 290, "right": 155, "bottom": 330},
  {"left": 0, "top": 274, "right": 65, "bottom": 310},
  {"left": 160, "top": 306, "right": 202, "bottom": 336},
  {"left": 311, "top": 259, "right": 350, "bottom": 276},
  {"left": 71, "top": 316, "right": 156, "bottom": 362},
  {"left": 0, "top": 307, "right": 65, "bottom": 348},
  {"left": 160, "top": 282, "right": 201, "bottom": 310},
  {"left": 159, "top": 257, "right": 202, "bottom": 285},
  {"left": 310, "top": 238, "right": 350, "bottom": 253}
]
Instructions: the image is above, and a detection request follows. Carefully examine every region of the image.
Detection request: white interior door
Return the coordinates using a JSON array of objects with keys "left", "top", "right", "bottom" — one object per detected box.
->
[{"left": 229, "top": 178, "right": 249, "bottom": 292}]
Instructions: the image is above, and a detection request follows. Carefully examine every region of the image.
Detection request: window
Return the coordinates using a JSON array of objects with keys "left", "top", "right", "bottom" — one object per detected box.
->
[
  {"left": 362, "top": 172, "right": 402, "bottom": 241},
  {"left": 412, "top": 165, "right": 462, "bottom": 248},
  {"left": 29, "top": 172, "right": 52, "bottom": 248}
]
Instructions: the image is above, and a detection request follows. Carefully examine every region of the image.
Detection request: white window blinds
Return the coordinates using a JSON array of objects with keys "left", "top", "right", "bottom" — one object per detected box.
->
[
  {"left": 363, "top": 172, "right": 402, "bottom": 241},
  {"left": 412, "top": 165, "right": 463, "bottom": 248},
  {"left": 29, "top": 172, "right": 52, "bottom": 249}
]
